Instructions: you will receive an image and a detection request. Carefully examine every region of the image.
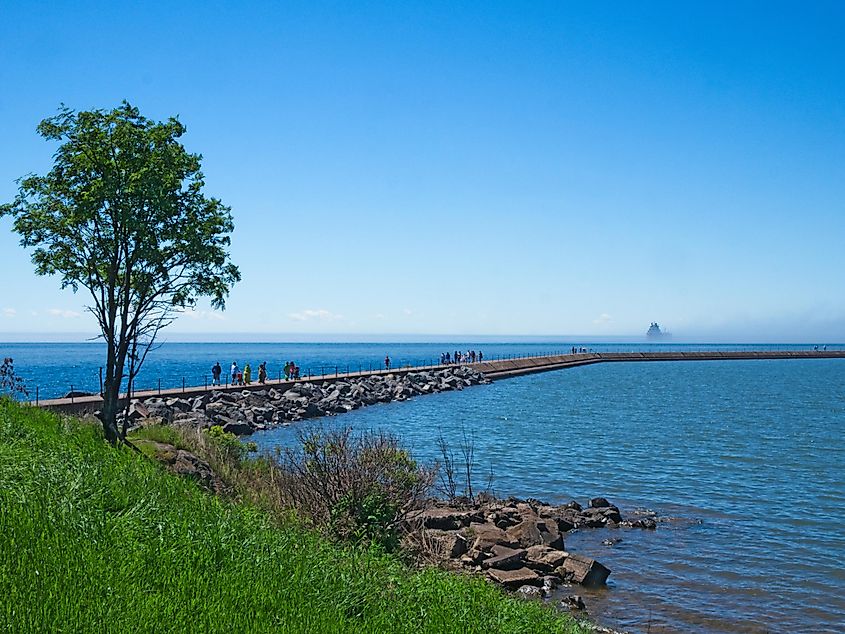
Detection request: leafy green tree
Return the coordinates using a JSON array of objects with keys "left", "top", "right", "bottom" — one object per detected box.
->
[{"left": 1, "top": 103, "right": 240, "bottom": 444}]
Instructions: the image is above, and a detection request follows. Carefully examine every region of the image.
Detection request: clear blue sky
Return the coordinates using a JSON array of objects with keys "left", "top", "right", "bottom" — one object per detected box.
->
[{"left": 1, "top": 1, "right": 843, "bottom": 341}]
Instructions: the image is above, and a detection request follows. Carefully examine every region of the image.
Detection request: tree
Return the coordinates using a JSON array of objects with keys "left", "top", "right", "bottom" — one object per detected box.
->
[
  {"left": 1, "top": 102, "right": 240, "bottom": 444},
  {"left": 0, "top": 358, "right": 27, "bottom": 399}
]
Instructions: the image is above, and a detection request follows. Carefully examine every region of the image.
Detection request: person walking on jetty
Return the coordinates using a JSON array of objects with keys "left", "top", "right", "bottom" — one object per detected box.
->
[
  {"left": 211, "top": 362, "right": 222, "bottom": 386},
  {"left": 258, "top": 362, "right": 267, "bottom": 384},
  {"left": 243, "top": 363, "right": 252, "bottom": 385},
  {"left": 384, "top": 355, "right": 391, "bottom": 370},
  {"left": 230, "top": 361, "right": 239, "bottom": 385}
]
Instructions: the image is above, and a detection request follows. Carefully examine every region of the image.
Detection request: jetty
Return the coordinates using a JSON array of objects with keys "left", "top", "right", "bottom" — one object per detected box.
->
[{"left": 36, "top": 349, "right": 845, "bottom": 416}]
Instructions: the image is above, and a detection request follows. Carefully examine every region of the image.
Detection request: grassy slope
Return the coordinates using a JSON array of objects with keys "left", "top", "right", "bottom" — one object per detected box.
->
[{"left": 0, "top": 402, "right": 587, "bottom": 634}]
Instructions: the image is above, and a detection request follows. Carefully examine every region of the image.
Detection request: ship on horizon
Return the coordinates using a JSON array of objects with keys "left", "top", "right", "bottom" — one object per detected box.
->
[{"left": 647, "top": 322, "right": 671, "bottom": 339}]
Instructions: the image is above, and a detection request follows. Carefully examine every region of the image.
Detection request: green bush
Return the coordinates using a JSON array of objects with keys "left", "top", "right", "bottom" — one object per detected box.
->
[
  {"left": 205, "top": 424, "right": 258, "bottom": 461},
  {"left": 283, "top": 426, "right": 435, "bottom": 551}
]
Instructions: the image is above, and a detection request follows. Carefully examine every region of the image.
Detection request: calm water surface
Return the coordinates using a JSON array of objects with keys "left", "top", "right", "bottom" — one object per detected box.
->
[{"left": 251, "top": 359, "right": 845, "bottom": 633}]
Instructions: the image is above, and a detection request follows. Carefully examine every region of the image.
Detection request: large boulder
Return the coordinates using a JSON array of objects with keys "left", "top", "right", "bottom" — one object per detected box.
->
[
  {"left": 481, "top": 545, "right": 526, "bottom": 571},
  {"left": 506, "top": 517, "right": 564, "bottom": 549},
  {"left": 557, "top": 553, "right": 611, "bottom": 586},
  {"left": 525, "top": 545, "right": 568, "bottom": 573},
  {"left": 465, "top": 522, "right": 519, "bottom": 551},
  {"left": 425, "top": 530, "right": 468, "bottom": 559},
  {"left": 418, "top": 508, "right": 481, "bottom": 531},
  {"left": 147, "top": 442, "right": 225, "bottom": 494},
  {"left": 486, "top": 567, "right": 542, "bottom": 589},
  {"left": 221, "top": 420, "right": 254, "bottom": 436}
]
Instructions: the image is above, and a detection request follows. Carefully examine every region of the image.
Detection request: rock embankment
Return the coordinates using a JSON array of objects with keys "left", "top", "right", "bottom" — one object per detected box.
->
[
  {"left": 121, "top": 366, "right": 488, "bottom": 435},
  {"left": 410, "top": 495, "right": 657, "bottom": 607}
]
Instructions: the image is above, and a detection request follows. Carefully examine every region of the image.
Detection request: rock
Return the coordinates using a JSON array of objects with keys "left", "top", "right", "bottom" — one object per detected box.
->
[
  {"left": 482, "top": 546, "right": 526, "bottom": 571},
  {"left": 165, "top": 397, "right": 191, "bottom": 412},
  {"left": 205, "top": 401, "right": 232, "bottom": 417},
  {"left": 486, "top": 567, "right": 541, "bottom": 589},
  {"left": 425, "top": 530, "right": 468, "bottom": 559},
  {"left": 221, "top": 420, "right": 254, "bottom": 436},
  {"left": 561, "top": 595, "right": 586, "bottom": 611},
  {"left": 127, "top": 401, "right": 149, "bottom": 421},
  {"left": 542, "top": 575, "right": 561, "bottom": 591},
  {"left": 557, "top": 553, "right": 611, "bottom": 586},
  {"left": 419, "top": 508, "right": 480, "bottom": 531},
  {"left": 516, "top": 585, "right": 543, "bottom": 600},
  {"left": 303, "top": 402, "right": 321, "bottom": 418},
  {"left": 466, "top": 522, "right": 519, "bottom": 550},
  {"left": 590, "top": 497, "right": 611, "bottom": 508},
  {"left": 145, "top": 402, "right": 173, "bottom": 423},
  {"left": 525, "top": 545, "right": 568, "bottom": 572},
  {"left": 602, "top": 538, "right": 623, "bottom": 547},
  {"left": 506, "top": 517, "right": 564, "bottom": 549},
  {"left": 147, "top": 442, "right": 225, "bottom": 494}
]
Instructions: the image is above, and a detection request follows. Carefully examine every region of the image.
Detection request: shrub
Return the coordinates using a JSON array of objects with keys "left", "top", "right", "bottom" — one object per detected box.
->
[
  {"left": 204, "top": 424, "right": 257, "bottom": 462},
  {"left": 280, "top": 425, "right": 435, "bottom": 551}
]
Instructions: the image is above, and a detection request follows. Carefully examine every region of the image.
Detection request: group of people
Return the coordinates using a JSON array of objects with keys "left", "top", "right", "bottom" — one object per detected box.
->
[
  {"left": 211, "top": 360, "right": 271, "bottom": 386},
  {"left": 283, "top": 361, "right": 301, "bottom": 380},
  {"left": 439, "top": 350, "right": 483, "bottom": 365}
]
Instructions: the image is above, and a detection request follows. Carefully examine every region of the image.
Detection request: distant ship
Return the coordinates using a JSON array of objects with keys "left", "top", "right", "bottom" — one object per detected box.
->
[{"left": 646, "top": 322, "right": 670, "bottom": 339}]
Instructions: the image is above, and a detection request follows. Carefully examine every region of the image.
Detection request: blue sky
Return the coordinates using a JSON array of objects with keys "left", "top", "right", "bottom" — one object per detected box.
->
[{"left": 1, "top": 1, "right": 843, "bottom": 341}]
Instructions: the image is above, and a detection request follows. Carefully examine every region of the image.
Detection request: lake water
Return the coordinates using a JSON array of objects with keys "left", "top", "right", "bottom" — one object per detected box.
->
[
  {"left": 3, "top": 342, "right": 843, "bottom": 632},
  {"left": 250, "top": 358, "right": 845, "bottom": 633}
]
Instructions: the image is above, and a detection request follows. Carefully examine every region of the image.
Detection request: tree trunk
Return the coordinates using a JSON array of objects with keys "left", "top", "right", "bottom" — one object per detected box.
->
[{"left": 100, "top": 390, "right": 121, "bottom": 445}]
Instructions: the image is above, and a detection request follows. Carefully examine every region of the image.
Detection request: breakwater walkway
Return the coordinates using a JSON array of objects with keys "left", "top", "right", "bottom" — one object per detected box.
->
[{"left": 37, "top": 349, "right": 845, "bottom": 415}]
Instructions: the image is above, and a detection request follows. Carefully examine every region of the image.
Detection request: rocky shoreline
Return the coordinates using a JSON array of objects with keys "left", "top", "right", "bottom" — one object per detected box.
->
[
  {"left": 408, "top": 494, "right": 656, "bottom": 615},
  {"left": 121, "top": 365, "right": 489, "bottom": 434}
]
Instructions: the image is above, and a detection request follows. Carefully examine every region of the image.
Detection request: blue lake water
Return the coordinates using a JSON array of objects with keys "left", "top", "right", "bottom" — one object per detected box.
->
[
  {"left": 2, "top": 342, "right": 844, "bottom": 632},
  {"left": 251, "top": 358, "right": 845, "bottom": 633}
]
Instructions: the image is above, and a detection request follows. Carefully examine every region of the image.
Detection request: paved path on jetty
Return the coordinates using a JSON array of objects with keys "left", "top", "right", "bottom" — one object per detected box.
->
[{"left": 38, "top": 349, "right": 845, "bottom": 415}]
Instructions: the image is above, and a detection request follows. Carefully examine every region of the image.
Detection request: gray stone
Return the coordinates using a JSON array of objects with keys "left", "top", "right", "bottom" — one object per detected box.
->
[
  {"left": 466, "top": 522, "right": 519, "bottom": 551},
  {"left": 482, "top": 546, "right": 526, "bottom": 571},
  {"left": 525, "top": 545, "right": 568, "bottom": 572},
  {"left": 221, "top": 420, "right": 254, "bottom": 436},
  {"left": 516, "top": 585, "right": 543, "bottom": 600},
  {"left": 557, "top": 553, "right": 610, "bottom": 586},
  {"left": 486, "top": 567, "right": 541, "bottom": 589}
]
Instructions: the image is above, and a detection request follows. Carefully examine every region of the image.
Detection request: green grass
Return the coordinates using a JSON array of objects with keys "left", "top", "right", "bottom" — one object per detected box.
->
[{"left": 0, "top": 401, "right": 587, "bottom": 633}]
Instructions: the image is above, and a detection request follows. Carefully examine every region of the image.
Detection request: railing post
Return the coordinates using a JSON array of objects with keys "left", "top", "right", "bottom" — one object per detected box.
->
[
  {"left": 158, "top": 378, "right": 161, "bottom": 395},
  {"left": 182, "top": 377, "right": 185, "bottom": 393},
  {"left": 36, "top": 385, "right": 39, "bottom": 406}
]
